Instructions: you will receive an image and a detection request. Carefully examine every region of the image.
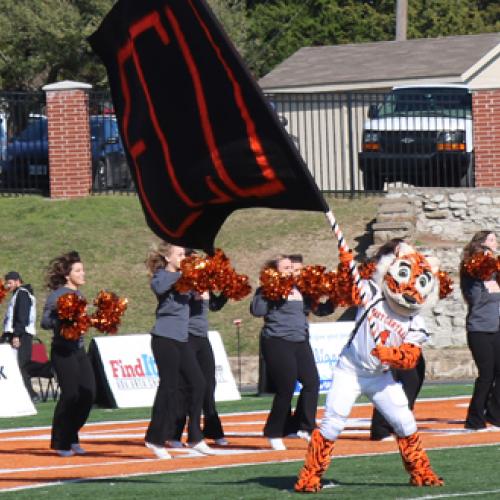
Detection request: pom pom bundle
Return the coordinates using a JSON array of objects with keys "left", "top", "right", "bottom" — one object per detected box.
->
[
  {"left": 259, "top": 267, "right": 295, "bottom": 301},
  {"left": 57, "top": 293, "right": 91, "bottom": 341},
  {"left": 461, "top": 252, "right": 499, "bottom": 281},
  {"left": 175, "top": 249, "right": 251, "bottom": 300},
  {"left": 57, "top": 290, "right": 128, "bottom": 340},
  {"left": 437, "top": 271, "right": 454, "bottom": 299},
  {"left": 91, "top": 291, "right": 128, "bottom": 334},
  {"left": 0, "top": 280, "right": 7, "bottom": 304}
]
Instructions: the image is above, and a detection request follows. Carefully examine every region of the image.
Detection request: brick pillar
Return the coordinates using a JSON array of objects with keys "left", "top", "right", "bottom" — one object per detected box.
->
[
  {"left": 472, "top": 89, "right": 500, "bottom": 187},
  {"left": 42, "top": 80, "right": 93, "bottom": 198}
]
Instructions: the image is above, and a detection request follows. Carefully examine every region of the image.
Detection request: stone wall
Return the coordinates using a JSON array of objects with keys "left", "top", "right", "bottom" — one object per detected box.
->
[{"left": 370, "top": 187, "right": 500, "bottom": 379}]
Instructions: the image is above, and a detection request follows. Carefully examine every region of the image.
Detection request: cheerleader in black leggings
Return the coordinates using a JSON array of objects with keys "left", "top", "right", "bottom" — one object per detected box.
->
[
  {"left": 144, "top": 242, "right": 214, "bottom": 459},
  {"left": 41, "top": 251, "right": 95, "bottom": 458},
  {"left": 250, "top": 255, "right": 334, "bottom": 450},
  {"left": 171, "top": 288, "right": 228, "bottom": 447}
]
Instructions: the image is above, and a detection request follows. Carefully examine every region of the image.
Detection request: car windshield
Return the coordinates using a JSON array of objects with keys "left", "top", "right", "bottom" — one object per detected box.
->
[
  {"left": 377, "top": 89, "right": 472, "bottom": 119},
  {"left": 17, "top": 118, "right": 48, "bottom": 141}
]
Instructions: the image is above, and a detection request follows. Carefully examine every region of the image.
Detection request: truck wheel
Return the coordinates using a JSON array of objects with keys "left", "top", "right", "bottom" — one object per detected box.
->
[{"left": 362, "top": 171, "right": 384, "bottom": 191}]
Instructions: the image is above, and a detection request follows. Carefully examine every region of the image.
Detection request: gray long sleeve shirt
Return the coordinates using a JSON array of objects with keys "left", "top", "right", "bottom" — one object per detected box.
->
[
  {"left": 41, "top": 286, "right": 85, "bottom": 352},
  {"left": 188, "top": 292, "right": 228, "bottom": 338},
  {"left": 461, "top": 273, "right": 500, "bottom": 333},
  {"left": 250, "top": 287, "right": 334, "bottom": 342},
  {"left": 150, "top": 269, "right": 191, "bottom": 341}
]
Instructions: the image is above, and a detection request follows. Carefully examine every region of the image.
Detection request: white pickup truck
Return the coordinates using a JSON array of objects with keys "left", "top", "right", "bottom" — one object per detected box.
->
[{"left": 358, "top": 84, "right": 473, "bottom": 190}]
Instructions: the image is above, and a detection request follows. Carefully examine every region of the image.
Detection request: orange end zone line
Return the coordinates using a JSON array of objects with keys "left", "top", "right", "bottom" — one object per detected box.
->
[{"left": 1, "top": 396, "right": 500, "bottom": 492}]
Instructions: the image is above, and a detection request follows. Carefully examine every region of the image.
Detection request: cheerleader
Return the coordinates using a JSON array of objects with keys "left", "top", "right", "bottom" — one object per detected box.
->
[
  {"left": 171, "top": 287, "right": 228, "bottom": 447},
  {"left": 144, "top": 242, "right": 213, "bottom": 458},
  {"left": 460, "top": 231, "right": 500, "bottom": 430},
  {"left": 250, "top": 255, "right": 333, "bottom": 450},
  {"left": 41, "top": 251, "right": 95, "bottom": 457}
]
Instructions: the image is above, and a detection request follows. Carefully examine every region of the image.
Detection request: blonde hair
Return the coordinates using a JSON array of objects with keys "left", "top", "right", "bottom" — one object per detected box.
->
[{"left": 145, "top": 241, "right": 173, "bottom": 277}]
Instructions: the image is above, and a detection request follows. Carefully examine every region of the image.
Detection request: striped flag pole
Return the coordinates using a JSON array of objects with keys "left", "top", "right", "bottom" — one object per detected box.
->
[{"left": 325, "top": 210, "right": 379, "bottom": 341}]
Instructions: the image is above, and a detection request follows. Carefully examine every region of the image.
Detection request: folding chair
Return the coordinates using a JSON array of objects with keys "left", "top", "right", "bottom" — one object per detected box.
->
[{"left": 29, "top": 338, "right": 59, "bottom": 402}]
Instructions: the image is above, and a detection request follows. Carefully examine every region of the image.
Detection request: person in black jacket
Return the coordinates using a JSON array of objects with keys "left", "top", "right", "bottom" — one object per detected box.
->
[
  {"left": 460, "top": 230, "right": 500, "bottom": 430},
  {"left": 41, "top": 251, "right": 95, "bottom": 457},
  {"left": 144, "top": 242, "right": 214, "bottom": 459},
  {"left": 250, "top": 255, "right": 334, "bottom": 451},
  {"left": 2, "top": 271, "right": 38, "bottom": 402}
]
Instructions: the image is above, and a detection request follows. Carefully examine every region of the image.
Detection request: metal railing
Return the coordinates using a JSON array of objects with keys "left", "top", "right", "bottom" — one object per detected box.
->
[{"left": 0, "top": 89, "right": 475, "bottom": 196}]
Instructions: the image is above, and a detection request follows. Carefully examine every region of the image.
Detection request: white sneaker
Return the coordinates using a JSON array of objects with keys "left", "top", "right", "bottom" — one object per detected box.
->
[
  {"left": 71, "top": 443, "right": 86, "bottom": 455},
  {"left": 214, "top": 437, "right": 229, "bottom": 446},
  {"left": 269, "top": 438, "right": 286, "bottom": 451},
  {"left": 190, "top": 440, "right": 216, "bottom": 455},
  {"left": 145, "top": 441, "right": 172, "bottom": 459},
  {"left": 380, "top": 435, "right": 395, "bottom": 442},
  {"left": 56, "top": 449, "right": 75, "bottom": 457},
  {"left": 296, "top": 430, "right": 311, "bottom": 442},
  {"left": 166, "top": 440, "right": 184, "bottom": 448}
]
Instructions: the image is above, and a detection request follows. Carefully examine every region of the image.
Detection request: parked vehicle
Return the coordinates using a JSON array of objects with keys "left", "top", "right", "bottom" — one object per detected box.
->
[
  {"left": 0, "top": 112, "right": 7, "bottom": 163},
  {"left": 0, "top": 114, "right": 131, "bottom": 191},
  {"left": 358, "top": 85, "right": 474, "bottom": 190}
]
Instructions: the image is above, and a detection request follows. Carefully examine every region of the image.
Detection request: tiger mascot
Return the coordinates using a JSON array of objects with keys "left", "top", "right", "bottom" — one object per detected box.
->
[{"left": 295, "top": 240, "right": 452, "bottom": 493}]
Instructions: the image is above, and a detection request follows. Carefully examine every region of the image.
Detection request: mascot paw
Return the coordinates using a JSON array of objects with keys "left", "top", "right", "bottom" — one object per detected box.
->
[
  {"left": 410, "top": 470, "right": 444, "bottom": 487},
  {"left": 294, "top": 476, "right": 322, "bottom": 493}
]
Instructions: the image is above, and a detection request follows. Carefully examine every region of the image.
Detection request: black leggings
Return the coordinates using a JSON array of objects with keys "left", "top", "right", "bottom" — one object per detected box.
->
[
  {"left": 175, "top": 335, "right": 224, "bottom": 440},
  {"left": 370, "top": 355, "right": 426, "bottom": 440},
  {"left": 145, "top": 336, "right": 206, "bottom": 445},
  {"left": 262, "top": 336, "right": 319, "bottom": 438},
  {"left": 50, "top": 347, "right": 96, "bottom": 450},
  {"left": 466, "top": 331, "right": 500, "bottom": 428}
]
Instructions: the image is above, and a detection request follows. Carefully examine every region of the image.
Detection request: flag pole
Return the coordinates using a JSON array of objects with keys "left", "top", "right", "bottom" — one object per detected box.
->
[{"left": 324, "top": 209, "right": 379, "bottom": 341}]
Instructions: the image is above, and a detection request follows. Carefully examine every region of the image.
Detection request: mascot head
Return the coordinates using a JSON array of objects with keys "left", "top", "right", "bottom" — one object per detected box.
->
[{"left": 372, "top": 242, "right": 440, "bottom": 317}]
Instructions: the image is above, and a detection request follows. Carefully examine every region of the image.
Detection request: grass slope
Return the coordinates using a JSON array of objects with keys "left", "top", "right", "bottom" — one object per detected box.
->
[{"left": 0, "top": 194, "right": 378, "bottom": 355}]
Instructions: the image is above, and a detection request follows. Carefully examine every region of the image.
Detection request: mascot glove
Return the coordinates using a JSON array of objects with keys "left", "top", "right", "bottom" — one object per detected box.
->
[{"left": 371, "top": 343, "right": 421, "bottom": 370}]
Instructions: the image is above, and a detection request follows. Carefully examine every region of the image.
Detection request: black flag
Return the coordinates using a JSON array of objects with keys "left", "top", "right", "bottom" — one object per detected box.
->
[{"left": 89, "top": 0, "right": 327, "bottom": 250}]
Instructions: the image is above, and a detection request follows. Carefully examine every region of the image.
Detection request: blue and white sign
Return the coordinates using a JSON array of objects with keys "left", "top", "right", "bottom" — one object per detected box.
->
[{"left": 295, "top": 321, "right": 354, "bottom": 394}]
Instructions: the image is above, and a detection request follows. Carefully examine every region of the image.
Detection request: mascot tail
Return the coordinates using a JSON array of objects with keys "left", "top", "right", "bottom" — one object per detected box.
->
[
  {"left": 294, "top": 428, "right": 335, "bottom": 493},
  {"left": 397, "top": 432, "right": 444, "bottom": 486}
]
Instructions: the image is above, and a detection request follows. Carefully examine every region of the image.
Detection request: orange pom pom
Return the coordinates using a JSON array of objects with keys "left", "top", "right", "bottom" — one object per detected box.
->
[
  {"left": 57, "top": 293, "right": 90, "bottom": 341},
  {"left": 260, "top": 267, "right": 294, "bottom": 301},
  {"left": 0, "top": 280, "right": 7, "bottom": 304},
  {"left": 437, "top": 271, "right": 453, "bottom": 299},
  {"left": 462, "top": 252, "right": 497, "bottom": 280},
  {"left": 91, "top": 290, "right": 128, "bottom": 334},
  {"left": 359, "top": 260, "right": 377, "bottom": 280}
]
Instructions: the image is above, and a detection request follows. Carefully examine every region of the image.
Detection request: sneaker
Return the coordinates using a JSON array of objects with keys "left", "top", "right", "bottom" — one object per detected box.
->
[
  {"left": 296, "top": 430, "right": 311, "bottom": 442},
  {"left": 56, "top": 449, "right": 75, "bottom": 457},
  {"left": 166, "top": 440, "right": 184, "bottom": 448},
  {"left": 145, "top": 441, "right": 172, "bottom": 459},
  {"left": 190, "top": 440, "right": 216, "bottom": 455},
  {"left": 214, "top": 438, "right": 229, "bottom": 446},
  {"left": 71, "top": 443, "right": 86, "bottom": 455},
  {"left": 268, "top": 438, "right": 286, "bottom": 451}
]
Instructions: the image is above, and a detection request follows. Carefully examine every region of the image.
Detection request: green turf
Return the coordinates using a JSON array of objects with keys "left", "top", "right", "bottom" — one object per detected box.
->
[
  {"left": 0, "top": 194, "right": 379, "bottom": 356},
  {"left": 0, "top": 382, "right": 473, "bottom": 430},
  {"left": 2, "top": 445, "right": 499, "bottom": 498}
]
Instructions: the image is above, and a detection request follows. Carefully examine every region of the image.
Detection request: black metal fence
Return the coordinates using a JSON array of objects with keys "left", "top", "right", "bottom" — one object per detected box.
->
[
  {"left": 0, "top": 88, "right": 475, "bottom": 196},
  {"left": 269, "top": 88, "right": 474, "bottom": 192},
  {"left": 0, "top": 91, "right": 47, "bottom": 194}
]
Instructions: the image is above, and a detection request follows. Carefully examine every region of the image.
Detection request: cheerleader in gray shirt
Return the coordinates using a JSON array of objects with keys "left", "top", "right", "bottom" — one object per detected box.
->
[
  {"left": 251, "top": 255, "right": 334, "bottom": 450},
  {"left": 144, "top": 242, "right": 213, "bottom": 459}
]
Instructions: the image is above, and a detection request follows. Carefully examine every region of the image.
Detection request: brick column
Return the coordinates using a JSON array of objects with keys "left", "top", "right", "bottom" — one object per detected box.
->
[
  {"left": 472, "top": 89, "right": 500, "bottom": 187},
  {"left": 42, "top": 81, "right": 93, "bottom": 198}
]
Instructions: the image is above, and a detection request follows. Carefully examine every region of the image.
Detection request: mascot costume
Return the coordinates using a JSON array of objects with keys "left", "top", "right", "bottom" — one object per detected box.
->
[{"left": 295, "top": 242, "right": 452, "bottom": 493}]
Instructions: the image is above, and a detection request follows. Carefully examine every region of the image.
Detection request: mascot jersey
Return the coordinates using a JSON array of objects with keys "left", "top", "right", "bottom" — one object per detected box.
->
[{"left": 339, "top": 280, "right": 429, "bottom": 374}]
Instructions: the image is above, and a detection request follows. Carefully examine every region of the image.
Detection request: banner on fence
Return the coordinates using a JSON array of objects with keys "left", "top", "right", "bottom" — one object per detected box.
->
[
  {"left": 90, "top": 332, "right": 240, "bottom": 408},
  {"left": 295, "top": 321, "right": 354, "bottom": 394},
  {"left": 0, "top": 345, "right": 37, "bottom": 417}
]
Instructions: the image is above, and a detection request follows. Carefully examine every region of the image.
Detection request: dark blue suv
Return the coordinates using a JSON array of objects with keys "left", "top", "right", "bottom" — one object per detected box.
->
[{"left": 0, "top": 114, "right": 131, "bottom": 191}]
